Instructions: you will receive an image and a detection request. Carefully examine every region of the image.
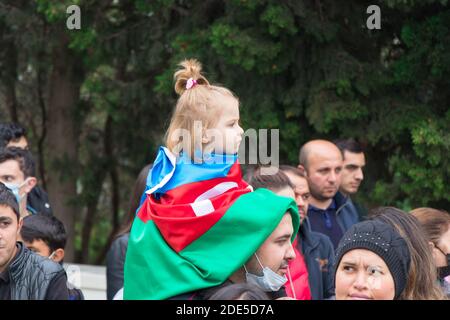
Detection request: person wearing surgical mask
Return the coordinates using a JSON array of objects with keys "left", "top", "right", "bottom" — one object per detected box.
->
[
  {"left": 0, "top": 123, "right": 53, "bottom": 216},
  {"left": 167, "top": 209, "right": 298, "bottom": 300},
  {"left": 245, "top": 165, "right": 335, "bottom": 300},
  {"left": 19, "top": 215, "right": 66, "bottom": 263},
  {"left": 19, "top": 214, "right": 85, "bottom": 300},
  {"left": 411, "top": 207, "right": 450, "bottom": 297},
  {"left": 190, "top": 211, "right": 297, "bottom": 300},
  {"left": 228, "top": 212, "right": 296, "bottom": 299},
  {"left": 0, "top": 147, "right": 37, "bottom": 217}
]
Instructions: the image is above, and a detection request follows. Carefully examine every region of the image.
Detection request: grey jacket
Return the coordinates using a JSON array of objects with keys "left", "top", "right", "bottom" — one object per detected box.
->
[{"left": 9, "top": 242, "right": 67, "bottom": 300}]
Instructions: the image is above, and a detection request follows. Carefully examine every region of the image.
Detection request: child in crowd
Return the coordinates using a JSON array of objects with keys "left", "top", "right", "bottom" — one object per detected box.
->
[
  {"left": 124, "top": 59, "right": 253, "bottom": 299},
  {"left": 20, "top": 214, "right": 84, "bottom": 300}
]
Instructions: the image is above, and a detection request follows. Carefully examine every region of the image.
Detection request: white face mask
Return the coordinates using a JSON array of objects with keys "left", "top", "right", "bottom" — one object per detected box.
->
[
  {"left": 244, "top": 254, "right": 287, "bottom": 292},
  {"left": 48, "top": 251, "right": 56, "bottom": 261},
  {"left": 4, "top": 179, "right": 28, "bottom": 204}
]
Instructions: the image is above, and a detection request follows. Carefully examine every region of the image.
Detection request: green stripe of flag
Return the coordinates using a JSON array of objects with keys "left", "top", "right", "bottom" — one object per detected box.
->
[{"left": 124, "top": 188, "right": 299, "bottom": 300}]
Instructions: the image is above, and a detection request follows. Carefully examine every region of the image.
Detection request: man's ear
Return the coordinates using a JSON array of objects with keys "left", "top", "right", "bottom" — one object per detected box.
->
[
  {"left": 16, "top": 217, "right": 24, "bottom": 237},
  {"left": 51, "top": 249, "right": 65, "bottom": 263},
  {"left": 23, "top": 177, "right": 37, "bottom": 193},
  {"left": 297, "top": 165, "right": 307, "bottom": 177}
]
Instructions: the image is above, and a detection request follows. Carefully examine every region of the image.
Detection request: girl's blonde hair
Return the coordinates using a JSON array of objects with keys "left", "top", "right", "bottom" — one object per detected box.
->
[
  {"left": 370, "top": 207, "right": 447, "bottom": 300},
  {"left": 165, "top": 59, "right": 238, "bottom": 157}
]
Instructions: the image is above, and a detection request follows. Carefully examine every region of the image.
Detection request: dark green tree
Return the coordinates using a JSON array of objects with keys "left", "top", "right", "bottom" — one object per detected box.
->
[{"left": 1, "top": 0, "right": 448, "bottom": 263}]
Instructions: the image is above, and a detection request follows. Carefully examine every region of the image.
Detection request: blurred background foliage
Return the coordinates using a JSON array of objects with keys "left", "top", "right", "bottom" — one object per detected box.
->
[{"left": 0, "top": 0, "right": 449, "bottom": 263}]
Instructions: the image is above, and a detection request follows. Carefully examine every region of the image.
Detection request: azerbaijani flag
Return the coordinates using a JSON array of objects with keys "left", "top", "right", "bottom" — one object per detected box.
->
[{"left": 123, "top": 147, "right": 299, "bottom": 300}]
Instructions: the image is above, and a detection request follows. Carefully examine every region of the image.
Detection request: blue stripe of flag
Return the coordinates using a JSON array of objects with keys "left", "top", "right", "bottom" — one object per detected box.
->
[{"left": 139, "top": 147, "right": 237, "bottom": 205}]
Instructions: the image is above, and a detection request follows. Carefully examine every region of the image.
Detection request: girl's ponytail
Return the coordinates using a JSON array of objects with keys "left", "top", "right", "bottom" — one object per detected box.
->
[
  {"left": 166, "top": 59, "right": 237, "bottom": 157},
  {"left": 174, "top": 59, "right": 209, "bottom": 95}
]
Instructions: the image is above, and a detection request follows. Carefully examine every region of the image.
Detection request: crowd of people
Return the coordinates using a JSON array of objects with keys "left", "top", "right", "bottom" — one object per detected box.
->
[{"left": 0, "top": 59, "right": 449, "bottom": 300}]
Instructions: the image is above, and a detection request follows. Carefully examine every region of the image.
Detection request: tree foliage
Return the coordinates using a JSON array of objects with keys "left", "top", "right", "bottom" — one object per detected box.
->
[{"left": 0, "top": 0, "right": 449, "bottom": 263}]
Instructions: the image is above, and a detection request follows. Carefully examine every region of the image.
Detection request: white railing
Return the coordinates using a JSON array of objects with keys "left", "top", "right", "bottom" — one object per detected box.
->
[{"left": 63, "top": 263, "right": 107, "bottom": 300}]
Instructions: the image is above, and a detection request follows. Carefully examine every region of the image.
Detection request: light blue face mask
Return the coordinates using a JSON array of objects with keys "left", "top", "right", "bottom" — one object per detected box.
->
[
  {"left": 244, "top": 254, "right": 287, "bottom": 292},
  {"left": 3, "top": 179, "right": 28, "bottom": 205},
  {"left": 48, "top": 251, "right": 56, "bottom": 261}
]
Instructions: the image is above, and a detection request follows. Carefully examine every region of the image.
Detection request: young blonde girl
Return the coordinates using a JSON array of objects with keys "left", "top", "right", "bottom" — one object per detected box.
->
[
  {"left": 142, "top": 58, "right": 248, "bottom": 199},
  {"left": 166, "top": 59, "right": 244, "bottom": 161},
  {"left": 124, "top": 60, "right": 255, "bottom": 300}
]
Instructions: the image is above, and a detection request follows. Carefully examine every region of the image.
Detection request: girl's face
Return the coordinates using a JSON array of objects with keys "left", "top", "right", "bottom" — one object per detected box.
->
[
  {"left": 203, "top": 94, "right": 243, "bottom": 155},
  {"left": 335, "top": 249, "right": 396, "bottom": 300}
]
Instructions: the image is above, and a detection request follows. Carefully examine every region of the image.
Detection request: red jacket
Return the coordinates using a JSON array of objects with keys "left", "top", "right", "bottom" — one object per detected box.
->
[{"left": 285, "top": 238, "right": 312, "bottom": 300}]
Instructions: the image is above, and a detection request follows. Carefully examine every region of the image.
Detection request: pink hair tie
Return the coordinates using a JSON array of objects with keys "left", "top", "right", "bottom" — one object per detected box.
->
[{"left": 186, "top": 77, "right": 197, "bottom": 90}]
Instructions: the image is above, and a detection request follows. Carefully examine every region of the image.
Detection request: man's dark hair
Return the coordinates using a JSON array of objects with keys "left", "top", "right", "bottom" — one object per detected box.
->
[
  {"left": 20, "top": 215, "right": 67, "bottom": 252},
  {"left": 0, "top": 122, "right": 26, "bottom": 148},
  {"left": 0, "top": 147, "right": 36, "bottom": 178},
  {"left": 279, "top": 165, "right": 305, "bottom": 178},
  {"left": 333, "top": 138, "right": 364, "bottom": 154},
  {"left": 244, "top": 166, "right": 294, "bottom": 192},
  {"left": 0, "top": 182, "right": 20, "bottom": 220}
]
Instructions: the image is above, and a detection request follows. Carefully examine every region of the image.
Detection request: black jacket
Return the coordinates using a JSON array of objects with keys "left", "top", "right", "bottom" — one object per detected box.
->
[
  {"left": 68, "top": 286, "right": 85, "bottom": 300},
  {"left": 334, "top": 191, "right": 360, "bottom": 233},
  {"left": 168, "top": 280, "right": 286, "bottom": 300},
  {"left": 27, "top": 185, "right": 53, "bottom": 216},
  {"left": 298, "top": 218, "right": 335, "bottom": 300},
  {"left": 0, "top": 242, "right": 68, "bottom": 300},
  {"left": 106, "top": 233, "right": 129, "bottom": 300}
]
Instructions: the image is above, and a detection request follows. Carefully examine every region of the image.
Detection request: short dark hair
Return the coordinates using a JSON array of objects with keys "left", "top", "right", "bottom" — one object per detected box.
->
[
  {"left": 20, "top": 215, "right": 67, "bottom": 252},
  {"left": 0, "top": 147, "right": 36, "bottom": 177},
  {"left": 0, "top": 182, "right": 20, "bottom": 220},
  {"left": 333, "top": 138, "right": 364, "bottom": 154},
  {"left": 209, "top": 283, "right": 270, "bottom": 300},
  {"left": 244, "top": 166, "right": 294, "bottom": 192},
  {"left": 0, "top": 122, "right": 26, "bottom": 148},
  {"left": 279, "top": 165, "right": 305, "bottom": 178}
]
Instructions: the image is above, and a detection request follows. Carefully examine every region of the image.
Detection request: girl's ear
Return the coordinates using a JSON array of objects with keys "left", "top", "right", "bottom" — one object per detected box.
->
[
  {"left": 202, "top": 135, "right": 210, "bottom": 144},
  {"left": 429, "top": 241, "right": 435, "bottom": 251},
  {"left": 430, "top": 242, "right": 440, "bottom": 262},
  {"left": 202, "top": 129, "right": 211, "bottom": 144}
]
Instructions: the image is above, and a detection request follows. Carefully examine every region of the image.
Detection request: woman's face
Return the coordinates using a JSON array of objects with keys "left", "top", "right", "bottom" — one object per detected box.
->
[
  {"left": 335, "top": 249, "right": 396, "bottom": 300},
  {"left": 433, "top": 227, "right": 450, "bottom": 267}
]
